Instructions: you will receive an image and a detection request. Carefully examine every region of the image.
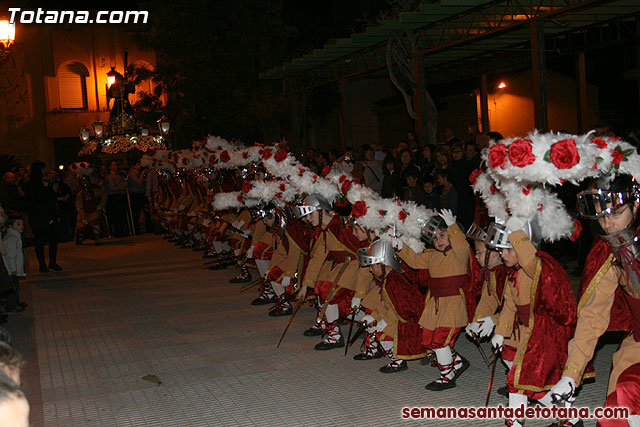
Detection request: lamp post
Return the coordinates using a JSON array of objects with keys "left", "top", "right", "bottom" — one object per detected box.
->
[
  {"left": 157, "top": 116, "right": 170, "bottom": 136},
  {"left": 79, "top": 126, "right": 90, "bottom": 143},
  {"left": 92, "top": 120, "right": 105, "bottom": 139},
  {"left": 0, "top": 18, "right": 16, "bottom": 63}
]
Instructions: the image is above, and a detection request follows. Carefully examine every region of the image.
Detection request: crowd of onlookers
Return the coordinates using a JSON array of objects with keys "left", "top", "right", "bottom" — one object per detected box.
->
[{"left": 298, "top": 127, "right": 502, "bottom": 230}]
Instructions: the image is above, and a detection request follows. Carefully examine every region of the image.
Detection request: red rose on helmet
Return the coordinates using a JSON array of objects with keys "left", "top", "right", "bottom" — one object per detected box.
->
[
  {"left": 209, "top": 154, "right": 217, "bottom": 164},
  {"left": 220, "top": 151, "right": 230, "bottom": 163},
  {"left": 508, "top": 139, "right": 536, "bottom": 167},
  {"left": 339, "top": 175, "right": 346, "bottom": 183},
  {"left": 488, "top": 144, "right": 508, "bottom": 169},
  {"left": 274, "top": 149, "right": 287, "bottom": 162},
  {"left": 549, "top": 139, "right": 580, "bottom": 169},
  {"left": 469, "top": 168, "right": 482, "bottom": 185},
  {"left": 275, "top": 193, "right": 282, "bottom": 199},
  {"left": 352, "top": 201, "right": 367, "bottom": 218},
  {"left": 611, "top": 149, "right": 625, "bottom": 165},
  {"left": 260, "top": 147, "right": 273, "bottom": 160},
  {"left": 242, "top": 152, "right": 248, "bottom": 159},
  {"left": 279, "top": 183, "right": 286, "bottom": 192},
  {"left": 237, "top": 194, "right": 244, "bottom": 202},
  {"left": 242, "top": 182, "right": 253, "bottom": 194},
  {"left": 321, "top": 166, "right": 331, "bottom": 177},
  {"left": 592, "top": 137, "right": 607, "bottom": 149},
  {"left": 570, "top": 218, "right": 582, "bottom": 242},
  {"left": 490, "top": 184, "right": 497, "bottom": 194},
  {"left": 298, "top": 167, "right": 306, "bottom": 176},
  {"left": 398, "top": 210, "right": 407, "bottom": 221},
  {"left": 341, "top": 180, "right": 352, "bottom": 193}
]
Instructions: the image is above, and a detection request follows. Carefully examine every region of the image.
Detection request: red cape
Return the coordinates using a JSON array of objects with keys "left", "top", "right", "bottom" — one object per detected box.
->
[
  {"left": 383, "top": 270, "right": 429, "bottom": 359},
  {"left": 508, "top": 251, "right": 577, "bottom": 392}
]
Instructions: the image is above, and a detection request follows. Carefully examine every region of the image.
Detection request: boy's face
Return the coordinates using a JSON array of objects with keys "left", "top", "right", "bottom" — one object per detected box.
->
[
  {"left": 597, "top": 204, "right": 632, "bottom": 235},
  {"left": 406, "top": 176, "right": 417, "bottom": 188},
  {"left": 352, "top": 225, "right": 368, "bottom": 242},
  {"left": 433, "top": 229, "right": 450, "bottom": 252},
  {"left": 423, "top": 182, "right": 433, "bottom": 194},
  {"left": 500, "top": 247, "right": 518, "bottom": 267},
  {"left": 10, "top": 220, "right": 24, "bottom": 234},
  {"left": 369, "top": 263, "right": 383, "bottom": 278},
  {"left": 474, "top": 241, "right": 488, "bottom": 267},
  {"left": 302, "top": 210, "right": 320, "bottom": 227}
]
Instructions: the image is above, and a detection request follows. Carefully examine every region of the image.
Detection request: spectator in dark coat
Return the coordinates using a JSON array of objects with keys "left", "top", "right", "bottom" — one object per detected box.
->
[
  {"left": 436, "top": 170, "right": 458, "bottom": 215},
  {"left": 380, "top": 156, "right": 396, "bottom": 198},
  {"left": 23, "top": 162, "right": 62, "bottom": 272},
  {"left": 403, "top": 170, "right": 426, "bottom": 205},
  {"left": 422, "top": 178, "right": 440, "bottom": 210}
]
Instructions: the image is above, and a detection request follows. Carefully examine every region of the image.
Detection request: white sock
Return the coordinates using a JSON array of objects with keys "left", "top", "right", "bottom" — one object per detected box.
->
[
  {"left": 433, "top": 346, "right": 453, "bottom": 365},
  {"left": 271, "top": 281, "right": 285, "bottom": 296},
  {"left": 255, "top": 260, "right": 270, "bottom": 277},
  {"left": 508, "top": 392, "right": 528, "bottom": 409},
  {"left": 325, "top": 304, "right": 339, "bottom": 324}
]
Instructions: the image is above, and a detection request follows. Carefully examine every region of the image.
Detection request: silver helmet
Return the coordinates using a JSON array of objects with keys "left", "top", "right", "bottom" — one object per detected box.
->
[
  {"left": 420, "top": 215, "right": 446, "bottom": 245},
  {"left": 358, "top": 239, "right": 403, "bottom": 272},
  {"left": 288, "top": 193, "right": 332, "bottom": 219},
  {"left": 466, "top": 222, "right": 488, "bottom": 242},
  {"left": 577, "top": 176, "right": 640, "bottom": 220},
  {"left": 486, "top": 219, "right": 542, "bottom": 249}
]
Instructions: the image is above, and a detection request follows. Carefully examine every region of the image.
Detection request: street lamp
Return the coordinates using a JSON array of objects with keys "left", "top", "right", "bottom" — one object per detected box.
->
[
  {"left": 0, "top": 20, "right": 15, "bottom": 47},
  {"left": 0, "top": 19, "right": 16, "bottom": 63},
  {"left": 157, "top": 116, "right": 170, "bottom": 136},
  {"left": 92, "top": 120, "right": 105, "bottom": 139},
  {"left": 79, "top": 126, "right": 90, "bottom": 143},
  {"left": 107, "top": 67, "right": 118, "bottom": 88}
]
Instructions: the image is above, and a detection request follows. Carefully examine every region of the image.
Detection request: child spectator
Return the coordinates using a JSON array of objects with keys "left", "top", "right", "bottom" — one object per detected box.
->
[
  {"left": 422, "top": 178, "right": 440, "bottom": 210},
  {"left": 2, "top": 215, "right": 26, "bottom": 313},
  {"left": 403, "top": 171, "right": 426, "bottom": 205}
]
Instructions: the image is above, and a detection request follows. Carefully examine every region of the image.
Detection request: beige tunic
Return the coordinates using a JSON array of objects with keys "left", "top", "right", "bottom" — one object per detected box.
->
[
  {"left": 398, "top": 224, "right": 469, "bottom": 330},
  {"left": 563, "top": 258, "right": 640, "bottom": 394}
]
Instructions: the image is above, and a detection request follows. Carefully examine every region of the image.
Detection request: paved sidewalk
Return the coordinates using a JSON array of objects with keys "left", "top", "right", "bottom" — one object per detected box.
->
[{"left": 10, "top": 235, "right": 619, "bottom": 426}]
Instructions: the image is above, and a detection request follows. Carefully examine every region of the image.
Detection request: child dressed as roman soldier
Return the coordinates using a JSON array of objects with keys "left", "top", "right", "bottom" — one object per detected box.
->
[
  {"left": 357, "top": 239, "right": 429, "bottom": 373},
  {"left": 465, "top": 222, "right": 516, "bottom": 373},
  {"left": 262, "top": 204, "right": 312, "bottom": 317},
  {"left": 487, "top": 219, "right": 577, "bottom": 427},
  {"left": 291, "top": 194, "right": 367, "bottom": 350},
  {"left": 395, "top": 209, "right": 476, "bottom": 391},
  {"left": 551, "top": 175, "right": 640, "bottom": 427}
]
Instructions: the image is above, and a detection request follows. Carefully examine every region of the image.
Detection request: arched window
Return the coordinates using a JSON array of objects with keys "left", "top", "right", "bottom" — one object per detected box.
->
[{"left": 57, "top": 62, "right": 89, "bottom": 109}]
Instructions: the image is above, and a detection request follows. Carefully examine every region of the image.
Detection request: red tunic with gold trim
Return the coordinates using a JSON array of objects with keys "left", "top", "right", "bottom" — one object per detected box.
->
[
  {"left": 562, "top": 238, "right": 639, "bottom": 423},
  {"left": 266, "top": 219, "right": 313, "bottom": 292},
  {"left": 494, "top": 231, "right": 577, "bottom": 399},
  {"left": 301, "top": 215, "right": 369, "bottom": 319}
]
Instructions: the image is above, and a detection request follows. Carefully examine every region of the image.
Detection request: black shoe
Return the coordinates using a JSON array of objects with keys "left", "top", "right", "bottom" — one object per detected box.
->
[
  {"left": 39, "top": 266, "right": 49, "bottom": 273},
  {"left": 379, "top": 360, "right": 408, "bottom": 373},
  {"left": 497, "top": 386, "right": 508, "bottom": 397},
  {"left": 49, "top": 264, "right": 63, "bottom": 272},
  {"left": 251, "top": 296, "right": 274, "bottom": 306},
  {"left": 314, "top": 336, "right": 344, "bottom": 351},
  {"left": 425, "top": 378, "right": 456, "bottom": 391},
  {"left": 268, "top": 304, "right": 293, "bottom": 317},
  {"left": 353, "top": 351, "right": 383, "bottom": 360},
  {"left": 303, "top": 326, "right": 323, "bottom": 337},
  {"left": 229, "top": 273, "right": 252, "bottom": 284}
]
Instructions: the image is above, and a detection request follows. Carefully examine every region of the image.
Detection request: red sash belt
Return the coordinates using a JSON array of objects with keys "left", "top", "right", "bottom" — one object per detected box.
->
[
  {"left": 428, "top": 274, "right": 467, "bottom": 298},
  {"left": 623, "top": 293, "right": 640, "bottom": 342},
  {"left": 516, "top": 304, "right": 530, "bottom": 326}
]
